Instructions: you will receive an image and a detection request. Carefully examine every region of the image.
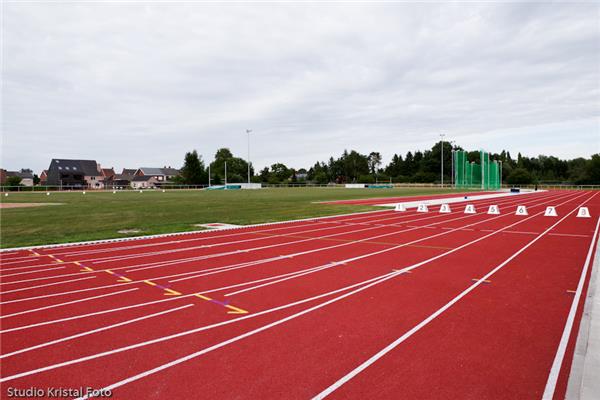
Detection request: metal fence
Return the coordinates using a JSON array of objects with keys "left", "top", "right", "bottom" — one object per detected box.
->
[{"left": 1, "top": 183, "right": 599, "bottom": 193}]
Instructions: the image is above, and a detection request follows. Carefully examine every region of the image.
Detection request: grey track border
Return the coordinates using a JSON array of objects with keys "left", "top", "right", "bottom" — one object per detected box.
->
[
  {"left": 0, "top": 208, "right": 388, "bottom": 253},
  {"left": 566, "top": 225, "right": 600, "bottom": 399}
]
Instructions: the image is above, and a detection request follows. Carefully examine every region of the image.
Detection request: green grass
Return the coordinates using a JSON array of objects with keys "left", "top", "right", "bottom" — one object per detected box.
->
[{"left": 0, "top": 187, "right": 469, "bottom": 249}]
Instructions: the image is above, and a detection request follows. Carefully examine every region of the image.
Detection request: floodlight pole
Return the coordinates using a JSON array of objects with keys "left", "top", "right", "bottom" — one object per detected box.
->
[
  {"left": 440, "top": 134, "right": 446, "bottom": 188},
  {"left": 246, "top": 129, "right": 252, "bottom": 184},
  {"left": 208, "top": 164, "right": 211, "bottom": 187},
  {"left": 224, "top": 161, "right": 227, "bottom": 187}
]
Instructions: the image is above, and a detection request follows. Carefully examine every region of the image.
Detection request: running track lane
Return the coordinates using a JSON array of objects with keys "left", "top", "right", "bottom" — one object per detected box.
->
[
  {"left": 68, "top": 190, "right": 595, "bottom": 399},
  {"left": 0, "top": 191, "right": 592, "bottom": 396}
]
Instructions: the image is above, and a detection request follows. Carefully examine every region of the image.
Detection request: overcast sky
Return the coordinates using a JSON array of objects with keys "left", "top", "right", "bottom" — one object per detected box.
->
[{"left": 2, "top": 1, "right": 599, "bottom": 173}]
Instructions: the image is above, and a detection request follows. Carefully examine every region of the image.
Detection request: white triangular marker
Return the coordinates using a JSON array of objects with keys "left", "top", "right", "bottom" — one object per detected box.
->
[
  {"left": 464, "top": 204, "right": 476, "bottom": 214},
  {"left": 544, "top": 206, "right": 558, "bottom": 217},
  {"left": 487, "top": 205, "right": 500, "bottom": 215},
  {"left": 577, "top": 207, "right": 591, "bottom": 218},
  {"left": 515, "top": 205, "right": 528, "bottom": 216},
  {"left": 394, "top": 203, "right": 406, "bottom": 212},
  {"left": 82, "top": 191, "right": 86, "bottom": 195},
  {"left": 439, "top": 204, "right": 451, "bottom": 213},
  {"left": 417, "top": 204, "right": 429, "bottom": 213},
  {"left": 46, "top": 192, "right": 50, "bottom": 196}
]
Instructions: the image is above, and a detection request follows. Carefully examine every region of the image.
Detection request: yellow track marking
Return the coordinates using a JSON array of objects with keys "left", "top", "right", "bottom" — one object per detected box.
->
[
  {"left": 117, "top": 277, "right": 132, "bottom": 282},
  {"left": 194, "top": 294, "right": 212, "bottom": 301},
  {"left": 143, "top": 280, "right": 156, "bottom": 286},
  {"left": 164, "top": 288, "right": 182, "bottom": 296},
  {"left": 81, "top": 266, "right": 94, "bottom": 272},
  {"left": 225, "top": 305, "right": 249, "bottom": 314},
  {"left": 472, "top": 278, "right": 492, "bottom": 284}
]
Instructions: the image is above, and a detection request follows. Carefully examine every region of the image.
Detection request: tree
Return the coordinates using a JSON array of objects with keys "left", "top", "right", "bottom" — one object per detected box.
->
[
  {"left": 367, "top": 152, "right": 382, "bottom": 175},
  {"left": 180, "top": 150, "right": 207, "bottom": 184},
  {"left": 314, "top": 171, "right": 329, "bottom": 184},
  {"left": 270, "top": 163, "right": 291, "bottom": 182},
  {"left": 209, "top": 148, "right": 253, "bottom": 182},
  {"left": 6, "top": 176, "right": 22, "bottom": 189},
  {"left": 507, "top": 168, "right": 534, "bottom": 185},
  {"left": 33, "top": 174, "right": 40, "bottom": 185}
]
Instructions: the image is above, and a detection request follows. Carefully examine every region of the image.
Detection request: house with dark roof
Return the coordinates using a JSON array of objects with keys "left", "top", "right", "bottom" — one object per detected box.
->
[
  {"left": 131, "top": 175, "right": 160, "bottom": 189},
  {"left": 46, "top": 159, "right": 104, "bottom": 188},
  {"left": 133, "top": 167, "right": 180, "bottom": 185}
]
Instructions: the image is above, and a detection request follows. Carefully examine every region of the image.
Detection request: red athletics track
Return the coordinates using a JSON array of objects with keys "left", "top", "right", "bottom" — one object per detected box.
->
[{"left": 0, "top": 190, "right": 598, "bottom": 399}]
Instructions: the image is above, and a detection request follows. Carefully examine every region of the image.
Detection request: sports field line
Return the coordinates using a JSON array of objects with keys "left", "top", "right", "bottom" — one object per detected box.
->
[
  {"left": 71, "top": 192, "right": 596, "bottom": 399},
  {"left": 0, "top": 191, "right": 574, "bottom": 303},
  {"left": 0, "top": 276, "right": 97, "bottom": 295},
  {"left": 542, "top": 215, "right": 600, "bottom": 399},
  {"left": 311, "top": 191, "right": 599, "bottom": 399},
  {"left": 0, "top": 224, "right": 378, "bottom": 286},
  {"left": 0, "top": 191, "right": 545, "bottom": 289},
  {"left": 3, "top": 190, "right": 562, "bottom": 295},
  {"left": 222, "top": 191, "right": 587, "bottom": 297},
  {"left": 1, "top": 288, "right": 139, "bottom": 319},
  {"left": 0, "top": 190, "right": 549, "bottom": 268},
  {"left": 0, "top": 303, "right": 194, "bottom": 359},
  {"left": 0, "top": 207, "right": 392, "bottom": 257},
  {"left": 0, "top": 265, "right": 67, "bottom": 277},
  {"left": 1, "top": 222, "right": 357, "bottom": 270},
  {"left": 0, "top": 192, "right": 586, "bottom": 385}
]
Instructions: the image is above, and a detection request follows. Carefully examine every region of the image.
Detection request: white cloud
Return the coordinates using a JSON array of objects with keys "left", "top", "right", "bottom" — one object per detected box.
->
[{"left": 2, "top": 2, "right": 598, "bottom": 173}]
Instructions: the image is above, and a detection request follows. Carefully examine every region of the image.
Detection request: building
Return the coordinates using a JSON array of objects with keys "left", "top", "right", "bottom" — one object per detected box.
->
[
  {"left": 134, "top": 167, "right": 180, "bottom": 183},
  {"left": 110, "top": 168, "right": 135, "bottom": 189},
  {"left": 40, "top": 170, "right": 48, "bottom": 185},
  {"left": 131, "top": 175, "right": 160, "bottom": 189},
  {"left": 46, "top": 159, "right": 104, "bottom": 188},
  {"left": 1, "top": 168, "right": 35, "bottom": 186}
]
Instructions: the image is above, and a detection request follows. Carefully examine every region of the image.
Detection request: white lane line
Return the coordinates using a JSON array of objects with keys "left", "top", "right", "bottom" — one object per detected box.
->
[
  {"left": 0, "top": 288, "right": 139, "bottom": 319},
  {"left": 312, "top": 193, "right": 598, "bottom": 399},
  {"left": 224, "top": 191, "right": 587, "bottom": 297},
  {"left": 542, "top": 216, "right": 600, "bottom": 399},
  {"left": 1, "top": 192, "right": 584, "bottom": 385},
  {"left": 0, "top": 264, "right": 66, "bottom": 278},
  {"left": 0, "top": 223, "right": 356, "bottom": 277},
  {"left": 0, "top": 191, "right": 574, "bottom": 303},
  {"left": 0, "top": 294, "right": 191, "bottom": 333},
  {"left": 0, "top": 276, "right": 97, "bottom": 295},
  {"left": 77, "top": 194, "right": 580, "bottom": 400},
  {"left": 41, "top": 208, "right": 395, "bottom": 258},
  {"left": 12, "top": 191, "right": 556, "bottom": 272},
  {"left": 0, "top": 265, "right": 67, "bottom": 277},
  {"left": 170, "top": 191, "right": 572, "bottom": 285},
  {"left": 1, "top": 304, "right": 194, "bottom": 359}
]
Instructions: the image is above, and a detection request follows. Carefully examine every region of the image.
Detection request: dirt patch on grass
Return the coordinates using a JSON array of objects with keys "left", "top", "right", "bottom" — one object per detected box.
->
[{"left": 0, "top": 203, "right": 63, "bottom": 209}]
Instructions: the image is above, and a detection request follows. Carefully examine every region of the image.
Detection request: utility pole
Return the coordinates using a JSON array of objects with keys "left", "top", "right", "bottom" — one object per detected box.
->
[
  {"left": 224, "top": 161, "right": 227, "bottom": 187},
  {"left": 246, "top": 129, "right": 252, "bottom": 184},
  {"left": 440, "top": 134, "right": 446, "bottom": 187},
  {"left": 208, "top": 164, "right": 211, "bottom": 187}
]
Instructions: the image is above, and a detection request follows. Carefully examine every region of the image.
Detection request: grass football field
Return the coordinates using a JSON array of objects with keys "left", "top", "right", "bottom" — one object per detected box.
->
[{"left": 0, "top": 187, "right": 468, "bottom": 248}]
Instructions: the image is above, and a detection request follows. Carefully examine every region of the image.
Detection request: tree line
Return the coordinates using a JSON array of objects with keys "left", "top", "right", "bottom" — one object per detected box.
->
[{"left": 177, "top": 143, "right": 600, "bottom": 186}]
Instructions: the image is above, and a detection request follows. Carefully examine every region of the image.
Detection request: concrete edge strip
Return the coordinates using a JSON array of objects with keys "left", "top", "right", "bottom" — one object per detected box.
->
[{"left": 566, "top": 225, "right": 600, "bottom": 399}]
